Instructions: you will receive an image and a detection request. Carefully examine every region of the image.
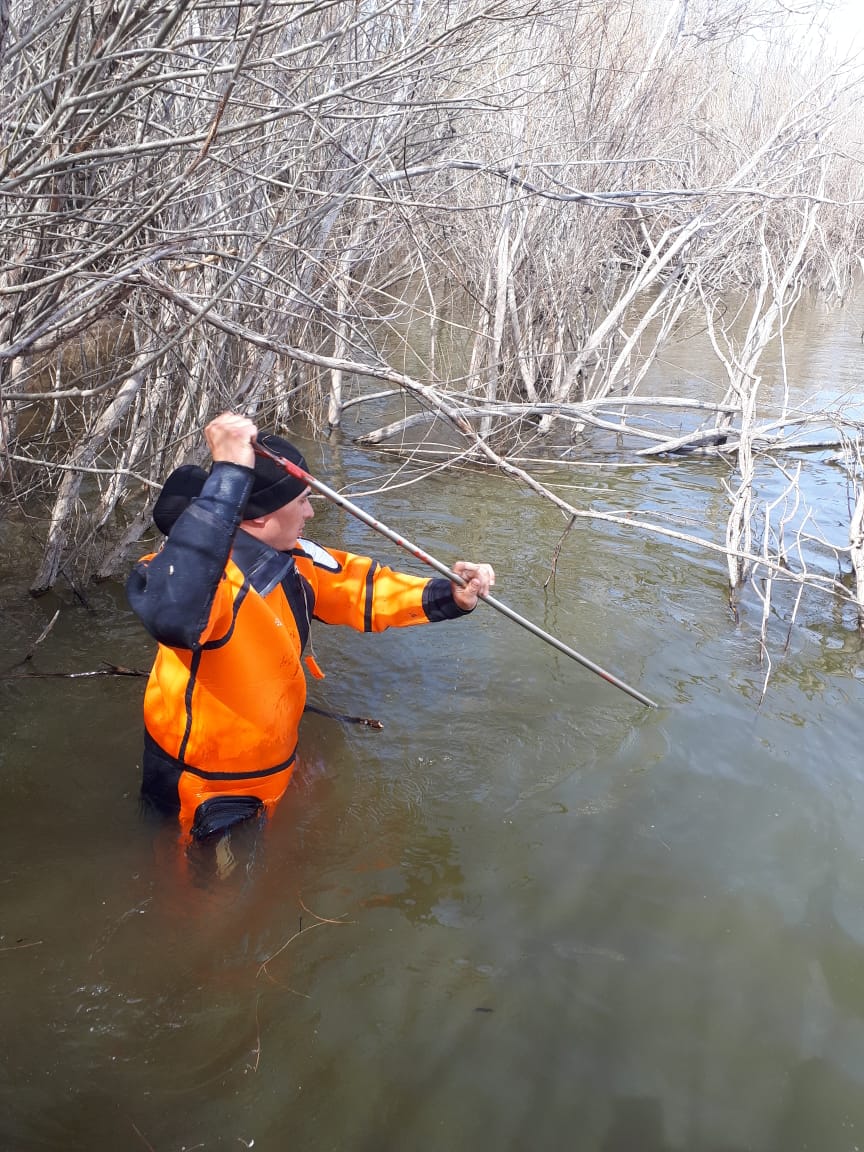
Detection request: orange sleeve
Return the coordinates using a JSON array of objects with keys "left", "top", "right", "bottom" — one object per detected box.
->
[{"left": 304, "top": 548, "right": 431, "bottom": 632}]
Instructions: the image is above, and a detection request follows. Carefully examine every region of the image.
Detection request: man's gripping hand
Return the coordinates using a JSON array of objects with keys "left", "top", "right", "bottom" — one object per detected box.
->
[
  {"left": 204, "top": 412, "right": 258, "bottom": 469},
  {"left": 450, "top": 562, "right": 496, "bottom": 611}
]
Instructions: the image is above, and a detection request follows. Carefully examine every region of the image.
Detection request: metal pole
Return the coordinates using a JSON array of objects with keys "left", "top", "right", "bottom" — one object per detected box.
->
[{"left": 254, "top": 442, "right": 658, "bottom": 709}]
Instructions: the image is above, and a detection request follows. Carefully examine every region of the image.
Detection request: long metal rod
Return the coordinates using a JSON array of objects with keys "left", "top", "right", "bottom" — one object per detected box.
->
[{"left": 254, "top": 442, "right": 658, "bottom": 708}]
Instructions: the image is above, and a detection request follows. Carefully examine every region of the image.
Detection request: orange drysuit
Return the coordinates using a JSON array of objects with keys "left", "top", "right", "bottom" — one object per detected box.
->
[{"left": 127, "top": 461, "right": 469, "bottom": 840}]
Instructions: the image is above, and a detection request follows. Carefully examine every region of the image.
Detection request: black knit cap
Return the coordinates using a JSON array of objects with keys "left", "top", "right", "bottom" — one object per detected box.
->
[
  {"left": 244, "top": 433, "right": 309, "bottom": 518},
  {"left": 152, "top": 433, "right": 309, "bottom": 535}
]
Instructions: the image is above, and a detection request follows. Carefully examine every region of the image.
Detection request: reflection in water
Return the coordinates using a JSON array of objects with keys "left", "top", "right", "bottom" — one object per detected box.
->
[{"left": 357, "top": 831, "right": 466, "bottom": 926}]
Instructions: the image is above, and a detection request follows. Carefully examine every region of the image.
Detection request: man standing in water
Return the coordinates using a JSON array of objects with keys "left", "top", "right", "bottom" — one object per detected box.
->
[{"left": 127, "top": 411, "right": 495, "bottom": 843}]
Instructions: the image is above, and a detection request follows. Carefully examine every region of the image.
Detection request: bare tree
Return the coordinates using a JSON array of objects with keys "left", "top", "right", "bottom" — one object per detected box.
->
[{"left": 1, "top": 0, "right": 862, "bottom": 680}]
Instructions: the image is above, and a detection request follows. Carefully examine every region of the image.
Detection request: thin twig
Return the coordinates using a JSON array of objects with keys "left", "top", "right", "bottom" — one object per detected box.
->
[
  {"left": 0, "top": 940, "right": 43, "bottom": 953},
  {"left": 257, "top": 905, "right": 354, "bottom": 981},
  {"left": 10, "top": 610, "right": 60, "bottom": 669},
  {"left": 130, "top": 1123, "right": 157, "bottom": 1152}
]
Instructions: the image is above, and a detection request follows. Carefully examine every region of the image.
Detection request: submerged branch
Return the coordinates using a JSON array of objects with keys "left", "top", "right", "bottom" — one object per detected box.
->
[{"left": 1, "top": 662, "right": 147, "bottom": 680}]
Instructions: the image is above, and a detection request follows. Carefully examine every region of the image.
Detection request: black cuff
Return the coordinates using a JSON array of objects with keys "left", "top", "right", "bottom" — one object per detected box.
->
[{"left": 422, "top": 577, "right": 473, "bottom": 622}]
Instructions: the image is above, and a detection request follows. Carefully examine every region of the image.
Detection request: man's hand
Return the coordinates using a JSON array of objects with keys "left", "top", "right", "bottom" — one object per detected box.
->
[
  {"left": 451, "top": 562, "right": 496, "bottom": 611},
  {"left": 204, "top": 411, "right": 258, "bottom": 469}
]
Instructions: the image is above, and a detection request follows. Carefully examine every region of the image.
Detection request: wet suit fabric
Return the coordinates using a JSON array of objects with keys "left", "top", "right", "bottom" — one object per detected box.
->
[{"left": 127, "top": 461, "right": 469, "bottom": 839}]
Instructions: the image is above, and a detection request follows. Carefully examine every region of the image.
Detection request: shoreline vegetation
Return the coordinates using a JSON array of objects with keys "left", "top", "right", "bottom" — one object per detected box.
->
[{"left": 1, "top": 0, "right": 863, "bottom": 686}]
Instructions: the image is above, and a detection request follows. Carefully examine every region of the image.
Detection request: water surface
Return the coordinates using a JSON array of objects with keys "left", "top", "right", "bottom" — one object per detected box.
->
[{"left": 2, "top": 296, "right": 864, "bottom": 1151}]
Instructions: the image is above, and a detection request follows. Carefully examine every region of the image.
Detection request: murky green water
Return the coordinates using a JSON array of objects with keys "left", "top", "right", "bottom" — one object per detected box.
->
[{"left": 3, "top": 296, "right": 864, "bottom": 1151}]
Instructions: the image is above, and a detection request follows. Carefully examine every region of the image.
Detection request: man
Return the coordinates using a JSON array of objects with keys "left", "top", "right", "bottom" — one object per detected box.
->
[{"left": 127, "top": 411, "right": 495, "bottom": 842}]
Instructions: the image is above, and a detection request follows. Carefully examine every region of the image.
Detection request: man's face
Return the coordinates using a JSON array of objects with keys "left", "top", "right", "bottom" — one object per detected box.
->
[{"left": 241, "top": 488, "right": 314, "bottom": 551}]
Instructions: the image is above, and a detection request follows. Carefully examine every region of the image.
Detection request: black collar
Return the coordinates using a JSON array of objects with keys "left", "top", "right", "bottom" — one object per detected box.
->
[{"left": 230, "top": 529, "right": 295, "bottom": 598}]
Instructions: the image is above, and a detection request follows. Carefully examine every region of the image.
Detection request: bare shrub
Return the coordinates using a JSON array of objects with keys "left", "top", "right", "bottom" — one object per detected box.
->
[{"left": 0, "top": 0, "right": 861, "bottom": 669}]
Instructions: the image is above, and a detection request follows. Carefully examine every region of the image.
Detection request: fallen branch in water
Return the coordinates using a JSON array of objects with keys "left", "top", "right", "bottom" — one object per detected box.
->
[
  {"left": 1, "top": 661, "right": 147, "bottom": 679},
  {"left": 1, "top": 662, "right": 385, "bottom": 727},
  {"left": 303, "top": 703, "right": 383, "bottom": 729},
  {"left": 8, "top": 609, "right": 60, "bottom": 671}
]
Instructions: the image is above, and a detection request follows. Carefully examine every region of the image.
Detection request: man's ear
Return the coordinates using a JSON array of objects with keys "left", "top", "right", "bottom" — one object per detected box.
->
[{"left": 240, "top": 515, "right": 269, "bottom": 529}]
